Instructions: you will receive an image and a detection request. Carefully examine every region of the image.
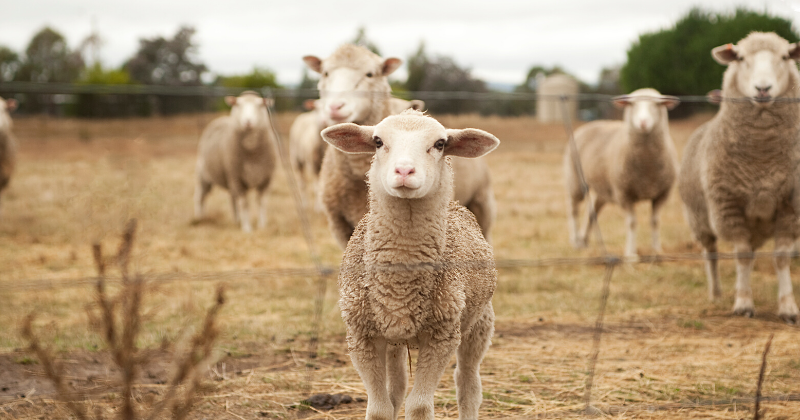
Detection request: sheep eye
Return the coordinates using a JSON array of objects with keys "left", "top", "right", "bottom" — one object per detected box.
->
[
  {"left": 434, "top": 139, "right": 446, "bottom": 151},
  {"left": 323, "top": 71, "right": 328, "bottom": 77},
  {"left": 366, "top": 72, "right": 373, "bottom": 78},
  {"left": 374, "top": 137, "right": 383, "bottom": 148},
  {"left": 783, "top": 55, "right": 790, "bottom": 60}
]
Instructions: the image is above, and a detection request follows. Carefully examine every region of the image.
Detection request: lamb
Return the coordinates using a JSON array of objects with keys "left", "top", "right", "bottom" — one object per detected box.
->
[
  {"left": 0, "top": 96, "right": 18, "bottom": 217},
  {"left": 678, "top": 32, "right": 800, "bottom": 322},
  {"left": 304, "top": 44, "right": 497, "bottom": 248},
  {"left": 564, "top": 88, "right": 679, "bottom": 258},
  {"left": 322, "top": 109, "right": 499, "bottom": 420},
  {"left": 193, "top": 91, "right": 277, "bottom": 232},
  {"left": 288, "top": 98, "right": 425, "bottom": 211}
]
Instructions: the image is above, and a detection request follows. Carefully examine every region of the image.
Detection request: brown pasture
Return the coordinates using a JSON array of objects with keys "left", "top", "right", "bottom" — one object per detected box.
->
[{"left": 1, "top": 111, "right": 799, "bottom": 419}]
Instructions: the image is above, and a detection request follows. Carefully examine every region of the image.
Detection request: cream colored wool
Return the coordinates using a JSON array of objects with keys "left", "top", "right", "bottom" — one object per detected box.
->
[
  {"left": 326, "top": 110, "right": 498, "bottom": 420},
  {"left": 678, "top": 32, "right": 800, "bottom": 321},
  {"left": 193, "top": 91, "right": 277, "bottom": 232},
  {"left": 289, "top": 106, "right": 327, "bottom": 210},
  {"left": 0, "top": 97, "right": 17, "bottom": 218},
  {"left": 565, "top": 88, "right": 679, "bottom": 257}
]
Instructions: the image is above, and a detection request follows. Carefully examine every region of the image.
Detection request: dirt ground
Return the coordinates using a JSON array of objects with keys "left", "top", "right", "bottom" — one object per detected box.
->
[{"left": 1, "top": 111, "right": 799, "bottom": 419}]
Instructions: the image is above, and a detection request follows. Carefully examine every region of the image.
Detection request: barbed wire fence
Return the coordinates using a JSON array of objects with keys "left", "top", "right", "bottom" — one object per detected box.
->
[{"left": 2, "top": 83, "right": 800, "bottom": 417}]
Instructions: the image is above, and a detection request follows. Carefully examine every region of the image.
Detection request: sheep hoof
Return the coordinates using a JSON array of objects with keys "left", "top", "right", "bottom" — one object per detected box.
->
[
  {"left": 571, "top": 239, "right": 587, "bottom": 249},
  {"left": 779, "top": 313, "right": 798, "bottom": 325},
  {"left": 732, "top": 307, "right": 755, "bottom": 318}
]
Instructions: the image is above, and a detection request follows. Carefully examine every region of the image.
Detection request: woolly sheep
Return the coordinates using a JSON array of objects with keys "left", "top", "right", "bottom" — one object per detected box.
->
[
  {"left": 678, "top": 32, "right": 800, "bottom": 322},
  {"left": 322, "top": 109, "right": 499, "bottom": 420},
  {"left": 304, "top": 44, "right": 497, "bottom": 248},
  {"left": 564, "top": 88, "right": 679, "bottom": 258},
  {"left": 0, "top": 96, "right": 18, "bottom": 217},
  {"left": 194, "top": 91, "right": 277, "bottom": 232}
]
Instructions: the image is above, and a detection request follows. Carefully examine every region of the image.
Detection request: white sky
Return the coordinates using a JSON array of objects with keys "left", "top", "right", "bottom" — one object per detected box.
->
[{"left": 2, "top": 0, "right": 800, "bottom": 87}]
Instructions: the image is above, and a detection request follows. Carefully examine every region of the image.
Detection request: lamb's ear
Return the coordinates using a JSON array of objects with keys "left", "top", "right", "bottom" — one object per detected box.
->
[
  {"left": 224, "top": 96, "right": 237, "bottom": 107},
  {"left": 262, "top": 98, "right": 274, "bottom": 107},
  {"left": 612, "top": 95, "right": 631, "bottom": 109},
  {"left": 382, "top": 58, "right": 402, "bottom": 76},
  {"left": 712, "top": 43, "right": 739, "bottom": 65},
  {"left": 444, "top": 128, "right": 500, "bottom": 158},
  {"left": 788, "top": 43, "right": 800, "bottom": 61},
  {"left": 303, "top": 55, "right": 322, "bottom": 73},
  {"left": 303, "top": 99, "right": 316, "bottom": 110},
  {"left": 658, "top": 95, "right": 680, "bottom": 110},
  {"left": 5, "top": 98, "right": 17, "bottom": 112},
  {"left": 408, "top": 99, "right": 425, "bottom": 111},
  {"left": 322, "top": 123, "right": 376, "bottom": 154},
  {"left": 707, "top": 89, "right": 723, "bottom": 104}
]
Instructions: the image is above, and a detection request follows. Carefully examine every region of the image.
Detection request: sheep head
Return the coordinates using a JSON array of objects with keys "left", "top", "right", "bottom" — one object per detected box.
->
[
  {"left": 322, "top": 110, "right": 499, "bottom": 200},
  {"left": 224, "top": 91, "right": 273, "bottom": 133},
  {"left": 0, "top": 97, "right": 16, "bottom": 132},
  {"left": 613, "top": 88, "right": 679, "bottom": 134},
  {"left": 712, "top": 32, "right": 800, "bottom": 107},
  {"left": 303, "top": 44, "right": 401, "bottom": 126}
]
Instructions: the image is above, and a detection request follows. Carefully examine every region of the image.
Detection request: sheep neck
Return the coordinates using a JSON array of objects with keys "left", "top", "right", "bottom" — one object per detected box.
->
[{"left": 237, "top": 128, "right": 268, "bottom": 151}]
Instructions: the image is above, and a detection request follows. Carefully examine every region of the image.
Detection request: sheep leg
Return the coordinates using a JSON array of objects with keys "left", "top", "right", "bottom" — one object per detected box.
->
[
  {"left": 623, "top": 204, "right": 638, "bottom": 258},
  {"left": 567, "top": 194, "right": 584, "bottom": 248},
  {"left": 465, "top": 185, "right": 496, "bottom": 243},
  {"left": 233, "top": 191, "right": 253, "bottom": 233},
  {"left": 405, "top": 334, "right": 459, "bottom": 420},
  {"left": 386, "top": 344, "right": 408, "bottom": 419},
  {"left": 454, "top": 303, "right": 494, "bottom": 420},
  {"left": 193, "top": 178, "right": 212, "bottom": 220},
  {"left": 774, "top": 238, "right": 799, "bottom": 324},
  {"left": 256, "top": 188, "right": 269, "bottom": 230},
  {"left": 579, "top": 193, "right": 605, "bottom": 246},
  {"left": 732, "top": 242, "right": 755, "bottom": 317},
  {"left": 650, "top": 194, "right": 668, "bottom": 254},
  {"left": 703, "top": 239, "right": 722, "bottom": 300},
  {"left": 349, "top": 338, "right": 394, "bottom": 420}
]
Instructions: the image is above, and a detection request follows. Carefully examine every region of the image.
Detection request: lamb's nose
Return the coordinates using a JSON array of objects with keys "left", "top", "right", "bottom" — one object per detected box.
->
[
  {"left": 395, "top": 166, "right": 415, "bottom": 177},
  {"left": 330, "top": 102, "right": 345, "bottom": 111},
  {"left": 756, "top": 85, "right": 772, "bottom": 96}
]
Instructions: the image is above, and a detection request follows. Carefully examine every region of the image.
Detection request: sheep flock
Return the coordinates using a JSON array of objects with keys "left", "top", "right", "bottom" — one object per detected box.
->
[{"left": 3, "top": 31, "right": 800, "bottom": 419}]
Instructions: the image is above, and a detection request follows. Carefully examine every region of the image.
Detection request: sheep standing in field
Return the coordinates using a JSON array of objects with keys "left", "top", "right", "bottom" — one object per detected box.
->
[
  {"left": 679, "top": 32, "right": 800, "bottom": 322},
  {"left": 0, "top": 97, "right": 18, "bottom": 217},
  {"left": 322, "top": 109, "right": 499, "bottom": 420},
  {"left": 565, "top": 88, "right": 679, "bottom": 257},
  {"left": 304, "top": 44, "right": 497, "bottom": 248},
  {"left": 194, "top": 91, "right": 277, "bottom": 232}
]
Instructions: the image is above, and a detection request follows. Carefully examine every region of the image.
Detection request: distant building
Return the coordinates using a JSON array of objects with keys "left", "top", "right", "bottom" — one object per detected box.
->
[{"left": 536, "top": 74, "right": 579, "bottom": 123}]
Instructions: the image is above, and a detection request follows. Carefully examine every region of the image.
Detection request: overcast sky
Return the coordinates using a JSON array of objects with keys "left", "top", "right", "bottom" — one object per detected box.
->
[{"left": 2, "top": 0, "right": 800, "bottom": 87}]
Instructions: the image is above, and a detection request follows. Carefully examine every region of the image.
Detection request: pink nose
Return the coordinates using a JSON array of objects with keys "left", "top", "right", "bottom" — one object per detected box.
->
[
  {"left": 395, "top": 166, "right": 415, "bottom": 177},
  {"left": 640, "top": 121, "right": 647, "bottom": 130},
  {"left": 329, "top": 102, "right": 345, "bottom": 111}
]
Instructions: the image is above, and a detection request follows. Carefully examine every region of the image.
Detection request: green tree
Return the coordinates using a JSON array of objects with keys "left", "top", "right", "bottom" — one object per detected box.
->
[
  {"left": 620, "top": 7, "right": 799, "bottom": 97},
  {"left": 17, "top": 26, "right": 84, "bottom": 83},
  {"left": 0, "top": 46, "right": 20, "bottom": 82},
  {"left": 79, "top": 63, "right": 132, "bottom": 85},
  {"left": 124, "top": 26, "right": 207, "bottom": 86},
  {"left": 216, "top": 66, "right": 280, "bottom": 89}
]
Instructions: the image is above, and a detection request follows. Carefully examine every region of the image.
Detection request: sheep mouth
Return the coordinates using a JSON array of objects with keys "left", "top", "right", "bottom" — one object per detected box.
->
[{"left": 752, "top": 95, "right": 774, "bottom": 106}]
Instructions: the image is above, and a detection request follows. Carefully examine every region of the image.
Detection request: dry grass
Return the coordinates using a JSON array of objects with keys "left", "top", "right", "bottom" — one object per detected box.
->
[{"left": 1, "top": 111, "right": 799, "bottom": 419}]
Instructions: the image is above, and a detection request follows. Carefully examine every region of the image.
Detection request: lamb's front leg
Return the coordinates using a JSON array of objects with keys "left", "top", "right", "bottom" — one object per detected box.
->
[
  {"left": 455, "top": 304, "right": 494, "bottom": 420},
  {"left": 733, "top": 241, "right": 755, "bottom": 317},
  {"left": 350, "top": 337, "right": 394, "bottom": 420},
  {"left": 386, "top": 344, "right": 408, "bottom": 419},
  {"left": 623, "top": 204, "right": 637, "bottom": 259},
  {"left": 405, "top": 333, "right": 459, "bottom": 420},
  {"left": 774, "top": 238, "right": 799, "bottom": 324}
]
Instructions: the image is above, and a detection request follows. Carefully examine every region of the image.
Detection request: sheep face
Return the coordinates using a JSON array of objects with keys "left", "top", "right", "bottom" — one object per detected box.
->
[
  {"left": 712, "top": 32, "right": 800, "bottom": 107},
  {"left": 322, "top": 111, "right": 499, "bottom": 200},
  {"left": 224, "top": 92, "right": 272, "bottom": 133},
  {"left": 303, "top": 45, "right": 401, "bottom": 126},
  {"left": 0, "top": 97, "right": 17, "bottom": 132},
  {"left": 613, "top": 89, "right": 679, "bottom": 134}
]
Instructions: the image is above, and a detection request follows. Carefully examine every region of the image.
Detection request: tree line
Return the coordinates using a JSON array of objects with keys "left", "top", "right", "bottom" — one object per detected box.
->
[{"left": 0, "top": 6, "right": 796, "bottom": 117}]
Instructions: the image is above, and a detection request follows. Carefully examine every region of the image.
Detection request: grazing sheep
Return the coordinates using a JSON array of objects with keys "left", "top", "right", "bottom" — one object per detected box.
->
[
  {"left": 304, "top": 44, "right": 496, "bottom": 248},
  {"left": 565, "top": 88, "right": 679, "bottom": 257},
  {"left": 322, "top": 109, "right": 499, "bottom": 420},
  {"left": 194, "top": 91, "right": 277, "bottom": 232},
  {"left": 0, "top": 96, "right": 18, "bottom": 217},
  {"left": 678, "top": 32, "right": 800, "bottom": 322}
]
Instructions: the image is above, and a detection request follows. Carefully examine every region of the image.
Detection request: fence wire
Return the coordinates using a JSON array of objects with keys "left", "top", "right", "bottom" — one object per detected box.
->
[{"left": 2, "top": 85, "right": 800, "bottom": 416}]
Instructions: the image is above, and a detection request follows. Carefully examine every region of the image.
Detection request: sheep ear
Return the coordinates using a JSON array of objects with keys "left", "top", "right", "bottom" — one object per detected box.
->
[
  {"left": 707, "top": 89, "right": 723, "bottom": 104},
  {"left": 409, "top": 100, "right": 425, "bottom": 111},
  {"left": 788, "top": 43, "right": 800, "bottom": 61},
  {"left": 262, "top": 98, "right": 274, "bottom": 107},
  {"left": 382, "top": 58, "right": 402, "bottom": 76},
  {"left": 612, "top": 95, "right": 631, "bottom": 109},
  {"left": 303, "top": 55, "right": 322, "bottom": 73},
  {"left": 224, "top": 96, "right": 237, "bottom": 107},
  {"left": 5, "top": 98, "right": 17, "bottom": 112},
  {"left": 303, "top": 99, "right": 316, "bottom": 110},
  {"left": 658, "top": 95, "right": 680, "bottom": 110},
  {"left": 712, "top": 43, "right": 739, "bottom": 65},
  {"left": 322, "top": 123, "right": 376, "bottom": 154},
  {"left": 444, "top": 128, "right": 500, "bottom": 158}
]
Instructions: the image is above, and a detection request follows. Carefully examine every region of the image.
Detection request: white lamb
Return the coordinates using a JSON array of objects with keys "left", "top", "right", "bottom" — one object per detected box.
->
[
  {"left": 0, "top": 96, "right": 18, "bottom": 217},
  {"left": 194, "top": 91, "right": 277, "bottom": 232},
  {"left": 323, "top": 109, "right": 499, "bottom": 420},
  {"left": 564, "top": 88, "right": 679, "bottom": 258}
]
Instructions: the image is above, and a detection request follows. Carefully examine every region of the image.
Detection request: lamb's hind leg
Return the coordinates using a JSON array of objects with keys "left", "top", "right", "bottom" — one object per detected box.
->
[
  {"left": 579, "top": 193, "right": 605, "bottom": 247},
  {"left": 454, "top": 303, "right": 494, "bottom": 420},
  {"left": 193, "top": 177, "right": 212, "bottom": 221},
  {"left": 350, "top": 338, "right": 394, "bottom": 420},
  {"left": 702, "top": 237, "right": 721, "bottom": 300},
  {"left": 386, "top": 344, "right": 408, "bottom": 419},
  {"left": 651, "top": 193, "right": 669, "bottom": 254},
  {"left": 567, "top": 193, "right": 584, "bottom": 248},
  {"left": 733, "top": 241, "right": 755, "bottom": 317},
  {"left": 774, "top": 238, "right": 799, "bottom": 324}
]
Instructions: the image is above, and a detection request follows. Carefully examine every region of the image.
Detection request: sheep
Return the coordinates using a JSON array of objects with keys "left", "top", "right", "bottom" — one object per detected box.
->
[
  {"left": 304, "top": 44, "right": 497, "bottom": 248},
  {"left": 564, "top": 88, "right": 679, "bottom": 258},
  {"left": 678, "top": 32, "right": 800, "bottom": 322},
  {"left": 322, "top": 109, "right": 499, "bottom": 420},
  {"left": 0, "top": 96, "right": 18, "bottom": 218},
  {"left": 193, "top": 91, "right": 277, "bottom": 232},
  {"left": 288, "top": 98, "right": 425, "bottom": 211}
]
